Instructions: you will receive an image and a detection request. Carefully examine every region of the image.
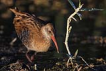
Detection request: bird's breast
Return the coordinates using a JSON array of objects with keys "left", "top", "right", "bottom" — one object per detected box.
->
[{"left": 29, "top": 39, "right": 51, "bottom": 52}]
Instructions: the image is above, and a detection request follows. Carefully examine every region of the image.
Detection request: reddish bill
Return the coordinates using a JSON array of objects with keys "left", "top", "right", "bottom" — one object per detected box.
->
[{"left": 51, "top": 35, "right": 59, "bottom": 53}]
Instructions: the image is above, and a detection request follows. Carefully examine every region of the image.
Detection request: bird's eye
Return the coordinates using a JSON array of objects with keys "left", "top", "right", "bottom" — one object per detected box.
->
[{"left": 48, "top": 31, "right": 51, "bottom": 33}]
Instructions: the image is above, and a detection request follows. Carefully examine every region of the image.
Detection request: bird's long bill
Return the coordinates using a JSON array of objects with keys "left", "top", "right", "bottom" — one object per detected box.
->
[{"left": 51, "top": 35, "right": 59, "bottom": 53}]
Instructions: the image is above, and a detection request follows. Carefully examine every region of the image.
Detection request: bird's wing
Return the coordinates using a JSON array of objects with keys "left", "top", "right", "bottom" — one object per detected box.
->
[
  {"left": 17, "top": 26, "right": 30, "bottom": 44},
  {"left": 31, "top": 15, "right": 47, "bottom": 30}
]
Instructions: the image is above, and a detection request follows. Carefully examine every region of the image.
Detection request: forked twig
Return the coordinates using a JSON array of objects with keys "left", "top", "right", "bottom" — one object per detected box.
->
[
  {"left": 65, "top": 4, "right": 83, "bottom": 67},
  {"left": 65, "top": 1, "right": 96, "bottom": 70}
]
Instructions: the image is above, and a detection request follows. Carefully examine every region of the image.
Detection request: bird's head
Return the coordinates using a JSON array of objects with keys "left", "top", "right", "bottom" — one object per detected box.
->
[{"left": 41, "top": 23, "right": 59, "bottom": 53}]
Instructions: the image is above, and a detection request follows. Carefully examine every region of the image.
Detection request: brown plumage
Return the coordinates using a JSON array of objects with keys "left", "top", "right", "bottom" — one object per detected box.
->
[{"left": 10, "top": 8, "right": 59, "bottom": 62}]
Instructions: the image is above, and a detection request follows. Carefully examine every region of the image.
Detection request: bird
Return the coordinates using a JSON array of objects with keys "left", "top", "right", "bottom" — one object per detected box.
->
[{"left": 10, "top": 8, "right": 59, "bottom": 62}]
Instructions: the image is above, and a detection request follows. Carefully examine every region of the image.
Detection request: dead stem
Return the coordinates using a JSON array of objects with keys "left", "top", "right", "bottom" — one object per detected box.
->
[{"left": 65, "top": 4, "right": 83, "bottom": 67}]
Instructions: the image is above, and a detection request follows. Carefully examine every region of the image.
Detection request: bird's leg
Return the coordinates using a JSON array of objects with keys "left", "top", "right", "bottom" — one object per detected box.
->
[
  {"left": 26, "top": 50, "right": 32, "bottom": 63},
  {"left": 31, "top": 52, "right": 37, "bottom": 61}
]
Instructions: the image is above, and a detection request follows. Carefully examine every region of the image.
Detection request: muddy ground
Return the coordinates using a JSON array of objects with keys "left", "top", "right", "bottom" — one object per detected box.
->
[
  {"left": 0, "top": 49, "right": 106, "bottom": 71},
  {"left": 0, "top": 37, "right": 106, "bottom": 71}
]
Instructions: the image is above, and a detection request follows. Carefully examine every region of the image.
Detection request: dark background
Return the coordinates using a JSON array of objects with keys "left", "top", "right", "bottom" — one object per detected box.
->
[{"left": 0, "top": 0, "right": 106, "bottom": 59}]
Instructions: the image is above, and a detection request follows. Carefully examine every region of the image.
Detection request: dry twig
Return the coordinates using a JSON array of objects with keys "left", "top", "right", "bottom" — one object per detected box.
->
[{"left": 65, "top": 3, "right": 83, "bottom": 67}]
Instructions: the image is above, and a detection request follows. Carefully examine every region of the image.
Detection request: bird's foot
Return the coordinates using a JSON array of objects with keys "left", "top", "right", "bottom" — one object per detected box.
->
[
  {"left": 26, "top": 63, "right": 37, "bottom": 71},
  {"left": 26, "top": 51, "right": 36, "bottom": 63},
  {"left": 26, "top": 52, "right": 33, "bottom": 63},
  {"left": 31, "top": 54, "right": 35, "bottom": 61}
]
